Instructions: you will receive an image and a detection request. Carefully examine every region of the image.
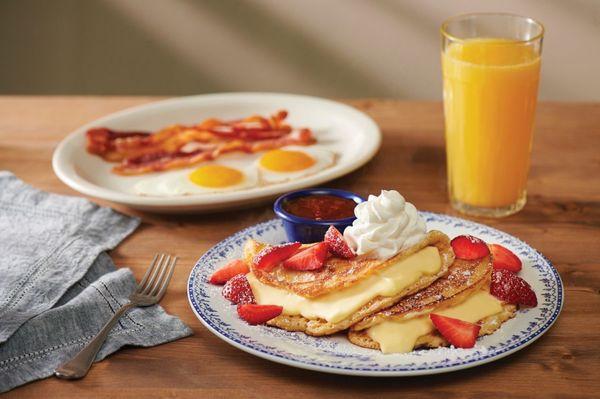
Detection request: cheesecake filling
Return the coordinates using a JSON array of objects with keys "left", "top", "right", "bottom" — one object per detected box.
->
[
  {"left": 247, "top": 246, "right": 441, "bottom": 324},
  {"left": 366, "top": 290, "right": 503, "bottom": 354}
]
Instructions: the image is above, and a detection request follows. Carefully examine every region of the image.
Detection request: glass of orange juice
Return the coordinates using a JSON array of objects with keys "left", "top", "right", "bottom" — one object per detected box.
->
[{"left": 441, "top": 13, "right": 544, "bottom": 217}]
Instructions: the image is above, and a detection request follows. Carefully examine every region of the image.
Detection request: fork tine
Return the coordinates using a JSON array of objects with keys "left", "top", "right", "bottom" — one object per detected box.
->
[
  {"left": 137, "top": 253, "right": 160, "bottom": 293},
  {"left": 147, "top": 254, "right": 172, "bottom": 296},
  {"left": 141, "top": 254, "right": 168, "bottom": 295},
  {"left": 153, "top": 256, "right": 177, "bottom": 301}
]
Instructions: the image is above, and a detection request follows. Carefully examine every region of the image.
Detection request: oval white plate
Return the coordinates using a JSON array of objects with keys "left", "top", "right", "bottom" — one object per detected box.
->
[
  {"left": 52, "top": 93, "right": 381, "bottom": 212},
  {"left": 188, "top": 213, "right": 563, "bottom": 376}
]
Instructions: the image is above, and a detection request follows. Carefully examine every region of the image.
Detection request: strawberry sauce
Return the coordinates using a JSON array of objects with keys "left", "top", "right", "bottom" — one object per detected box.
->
[{"left": 283, "top": 195, "right": 357, "bottom": 221}]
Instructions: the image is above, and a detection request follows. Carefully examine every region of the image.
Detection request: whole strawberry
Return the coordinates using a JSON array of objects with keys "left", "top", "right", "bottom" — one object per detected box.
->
[
  {"left": 222, "top": 274, "right": 255, "bottom": 305},
  {"left": 490, "top": 269, "right": 537, "bottom": 307}
]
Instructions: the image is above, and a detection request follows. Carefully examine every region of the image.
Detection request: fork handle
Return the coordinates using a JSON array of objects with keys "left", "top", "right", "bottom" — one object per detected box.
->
[{"left": 54, "top": 302, "right": 135, "bottom": 379}]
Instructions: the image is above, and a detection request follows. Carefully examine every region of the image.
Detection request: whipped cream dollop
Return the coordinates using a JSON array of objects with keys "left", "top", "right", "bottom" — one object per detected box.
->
[{"left": 343, "top": 190, "right": 427, "bottom": 260}]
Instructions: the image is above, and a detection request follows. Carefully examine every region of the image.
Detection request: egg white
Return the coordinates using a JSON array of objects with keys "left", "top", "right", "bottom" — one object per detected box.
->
[
  {"left": 256, "top": 145, "right": 335, "bottom": 184},
  {"left": 134, "top": 159, "right": 258, "bottom": 196}
]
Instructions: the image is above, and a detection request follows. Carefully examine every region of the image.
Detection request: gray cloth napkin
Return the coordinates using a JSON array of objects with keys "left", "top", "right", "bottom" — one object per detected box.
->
[{"left": 0, "top": 172, "right": 192, "bottom": 393}]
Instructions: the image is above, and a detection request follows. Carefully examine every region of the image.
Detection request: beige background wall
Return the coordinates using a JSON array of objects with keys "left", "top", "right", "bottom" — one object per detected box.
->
[{"left": 2, "top": 0, "right": 599, "bottom": 100}]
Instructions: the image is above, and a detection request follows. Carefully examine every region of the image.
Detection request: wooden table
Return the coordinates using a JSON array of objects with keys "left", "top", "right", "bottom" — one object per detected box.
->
[{"left": 1, "top": 97, "right": 598, "bottom": 398}]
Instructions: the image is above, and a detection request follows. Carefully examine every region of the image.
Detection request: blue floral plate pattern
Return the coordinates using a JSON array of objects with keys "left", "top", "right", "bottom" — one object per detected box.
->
[{"left": 187, "top": 212, "right": 563, "bottom": 376}]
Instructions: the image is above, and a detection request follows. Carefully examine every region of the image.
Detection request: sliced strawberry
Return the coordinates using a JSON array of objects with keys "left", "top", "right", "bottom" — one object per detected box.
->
[
  {"left": 283, "top": 242, "right": 329, "bottom": 271},
  {"left": 209, "top": 259, "right": 250, "bottom": 284},
  {"left": 430, "top": 314, "right": 481, "bottom": 349},
  {"left": 490, "top": 244, "right": 522, "bottom": 272},
  {"left": 222, "top": 274, "right": 255, "bottom": 304},
  {"left": 490, "top": 269, "right": 537, "bottom": 307},
  {"left": 237, "top": 304, "right": 283, "bottom": 325},
  {"left": 324, "top": 225, "right": 356, "bottom": 259},
  {"left": 451, "top": 235, "right": 490, "bottom": 260},
  {"left": 253, "top": 242, "right": 301, "bottom": 271}
]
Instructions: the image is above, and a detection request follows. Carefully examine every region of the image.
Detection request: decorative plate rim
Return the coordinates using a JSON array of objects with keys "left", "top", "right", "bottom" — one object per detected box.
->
[{"left": 187, "top": 212, "right": 563, "bottom": 376}]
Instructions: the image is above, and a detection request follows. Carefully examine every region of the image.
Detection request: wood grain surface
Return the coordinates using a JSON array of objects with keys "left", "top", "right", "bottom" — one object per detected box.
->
[{"left": 0, "top": 97, "right": 598, "bottom": 398}]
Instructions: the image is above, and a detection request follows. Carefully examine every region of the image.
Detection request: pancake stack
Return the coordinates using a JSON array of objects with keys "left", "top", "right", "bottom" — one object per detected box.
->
[
  {"left": 243, "top": 231, "right": 518, "bottom": 354},
  {"left": 243, "top": 231, "right": 455, "bottom": 336}
]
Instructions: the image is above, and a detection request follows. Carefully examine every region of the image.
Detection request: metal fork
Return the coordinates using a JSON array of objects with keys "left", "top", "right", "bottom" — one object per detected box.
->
[{"left": 54, "top": 253, "right": 178, "bottom": 380}]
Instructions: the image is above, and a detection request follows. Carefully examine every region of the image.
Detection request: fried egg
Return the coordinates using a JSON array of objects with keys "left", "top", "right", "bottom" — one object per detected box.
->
[
  {"left": 257, "top": 145, "right": 335, "bottom": 183},
  {"left": 134, "top": 161, "right": 258, "bottom": 196}
]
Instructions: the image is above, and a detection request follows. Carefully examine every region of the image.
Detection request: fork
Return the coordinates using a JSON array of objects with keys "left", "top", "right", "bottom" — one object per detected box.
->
[{"left": 54, "top": 253, "right": 178, "bottom": 380}]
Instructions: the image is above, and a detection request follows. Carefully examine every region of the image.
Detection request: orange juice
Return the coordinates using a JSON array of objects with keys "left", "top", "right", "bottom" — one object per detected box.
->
[{"left": 442, "top": 38, "right": 540, "bottom": 210}]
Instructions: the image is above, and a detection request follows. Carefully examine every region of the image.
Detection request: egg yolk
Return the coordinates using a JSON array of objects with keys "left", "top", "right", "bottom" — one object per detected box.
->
[
  {"left": 259, "top": 149, "right": 316, "bottom": 172},
  {"left": 188, "top": 165, "right": 244, "bottom": 188}
]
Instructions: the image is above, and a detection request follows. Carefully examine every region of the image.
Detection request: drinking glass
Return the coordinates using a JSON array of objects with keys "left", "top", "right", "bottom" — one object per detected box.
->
[{"left": 441, "top": 13, "right": 544, "bottom": 217}]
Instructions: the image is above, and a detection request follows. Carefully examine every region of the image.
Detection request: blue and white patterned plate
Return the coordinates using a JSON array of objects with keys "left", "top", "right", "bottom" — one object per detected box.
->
[{"left": 187, "top": 213, "right": 563, "bottom": 376}]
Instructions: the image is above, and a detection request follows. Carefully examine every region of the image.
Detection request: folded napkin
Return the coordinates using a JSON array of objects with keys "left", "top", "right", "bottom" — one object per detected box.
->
[{"left": 0, "top": 172, "right": 192, "bottom": 393}]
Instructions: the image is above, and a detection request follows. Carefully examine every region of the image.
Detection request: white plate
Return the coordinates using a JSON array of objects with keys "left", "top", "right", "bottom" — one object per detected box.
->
[
  {"left": 52, "top": 93, "right": 381, "bottom": 212},
  {"left": 188, "top": 214, "right": 563, "bottom": 376}
]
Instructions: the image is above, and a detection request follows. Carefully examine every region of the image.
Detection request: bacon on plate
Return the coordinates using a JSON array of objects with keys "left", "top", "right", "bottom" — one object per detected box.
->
[{"left": 85, "top": 110, "right": 316, "bottom": 175}]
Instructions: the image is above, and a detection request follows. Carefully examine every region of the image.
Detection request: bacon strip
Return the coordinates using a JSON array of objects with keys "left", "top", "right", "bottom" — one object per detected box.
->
[
  {"left": 113, "top": 129, "right": 315, "bottom": 175},
  {"left": 86, "top": 128, "right": 151, "bottom": 162},
  {"left": 86, "top": 110, "right": 292, "bottom": 163},
  {"left": 84, "top": 110, "right": 317, "bottom": 175}
]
